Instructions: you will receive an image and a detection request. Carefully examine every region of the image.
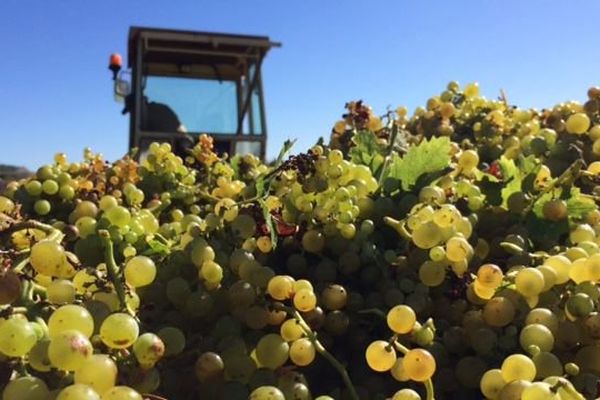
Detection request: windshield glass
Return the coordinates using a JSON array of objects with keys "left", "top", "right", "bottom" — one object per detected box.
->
[{"left": 143, "top": 76, "right": 239, "bottom": 134}]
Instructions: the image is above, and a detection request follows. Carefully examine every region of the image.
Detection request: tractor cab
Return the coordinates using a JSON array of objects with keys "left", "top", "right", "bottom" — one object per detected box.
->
[{"left": 109, "top": 26, "right": 280, "bottom": 160}]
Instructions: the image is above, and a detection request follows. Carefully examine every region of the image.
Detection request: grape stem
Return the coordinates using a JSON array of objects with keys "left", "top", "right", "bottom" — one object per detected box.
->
[
  {"left": 98, "top": 230, "right": 129, "bottom": 313},
  {"left": 392, "top": 340, "right": 436, "bottom": 400},
  {"left": 273, "top": 303, "right": 359, "bottom": 400}
]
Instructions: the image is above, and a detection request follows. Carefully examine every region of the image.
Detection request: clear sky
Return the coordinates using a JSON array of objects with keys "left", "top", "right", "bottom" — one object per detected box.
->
[{"left": 2, "top": 0, "right": 600, "bottom": 170}]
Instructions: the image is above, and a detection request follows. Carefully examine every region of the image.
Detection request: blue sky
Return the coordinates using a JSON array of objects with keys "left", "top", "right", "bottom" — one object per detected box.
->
[{"left": 2, "top": 1, "right": 600, "bottom": 170}]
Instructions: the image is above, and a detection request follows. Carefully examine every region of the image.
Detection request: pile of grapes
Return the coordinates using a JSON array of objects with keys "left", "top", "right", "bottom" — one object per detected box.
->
[{"left": 3, "top": 82, "right": 600, "bottom": 400}]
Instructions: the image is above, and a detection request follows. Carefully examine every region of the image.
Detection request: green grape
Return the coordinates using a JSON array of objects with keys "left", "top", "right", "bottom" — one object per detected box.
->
[
  {"left": 59, "top": 184, "right": 75, "bottom": 200},
  {"left": 104, "top": 206, "right": 131, "bottom": 228},
  {"left": 99, "top": 313, "right": 139, "bottom": 349},
  {"left": 48, "top": 304, "right": 94, "bottom": 338},
  {"left": 280, "top": 319, "right": 304, "bottom": 342},
  {"left": 387, "top": 305, "right": 416, "bottom": 334},
  {"left": 289, "top": 338, "right": 315, "bottom": 366},
  {"left": 501, "top": 354, "right": 536, "bottom": 382},
  {"left": 520, "top": 382, "right": 556, "bottom": 400},
  {"left": 2, "top": 376, "right": 49, "bottom": 400},
  {"left": 419, "top": 261, "right": 446, "bottom": 287},
  {"left": 231, "top": 214, "right": 257, "bottom": 239},
  {"left": 75, "top": 217, "right": 97, "bottom": 238},
  {"left": 532, "top": 351, "right": 563, "bottom": 378},
  {"left": 519, "top": 323, "right": 554, "bottom": 352},
  {"left": 256, "top": 334, "right": 289, "bottom": 370},
  {"left": 544, "top": 255, "right": 571, "bottom": 285},
  {"left": 445, "top": 236, "right": 472, "bottom": 262},
  {"left": 99, "top": 195, "right": 118, "bottom": 211},
  {"left": 30, "top": 239, "right": 67, "bottom": 277},
  {"left": 321, "top": 284, "right": 347, "bottom": 310},
  {"left": 100, "top": 386, "right": 142, "bottom": 400},
  {"left": 458, "top": 149, "right": 479, "bottom": 171},
  {"left": 477, "top": 263, "right": 504, "bottom": 288},
  {"left": 403, "top": 348, "right": 436, "bottom": 381},
  {"left": 74, "top": 354, "right": 118, "bottom": 394},
  {"left": 293, "top": 289, "right": 317, "bottom": 312},
  {"left": 365, "top": 340, "right": 397, "bottom": 372},
  {"left": 25, "top": 180, "right": 43, "bottom": 196},
  {"left": 566, "top": 293, "right": 594, "bottom": 318},
  {"left": 412, "top": 221, "right": 442, "bottom": 249},
  {"left": 124, "top": 255, "right": 156, "bottom": 288},
  {"left": 302, "top": 230, "right": 325, "bottom": 253},
  {"left": 391, "top": 388, "right": 421, "bottom": 400},
  {"left": 249, "top": 386, "right": 285, "bottom": 400},
  {"left": 34, "top": 199, "right": 51, "bottom": 215},
  {"left": 48, "top": 330, "right": 93, "bottom": 371},
  {"left": 515, "top": 268, "right": 545, "bottom": 297},
  {"left": 195, "top": 352, "right": 224, "bottom": 382},
  {"left": 0, "top": 317, "right": 38, "bottom": 357},
  {"left": 157, "top": 326, "right": 186, "bottom": 357},
  {"left": 566, "top": 112, "right": 590, "bottom": 134},
  {"left": 47, "top": 279, "right": 76, "bottom": 304},
  {"left": 482, "top": 296, "right": 516, "bottom": 327},
  {"left": 56, "top": 384, "right": 100, "bottom": 400},
  {"left": 429, "top": 246, "right": 446, "bottom": 262},
  {"left": 480, "top": 368, "right": 505, "bottom": 399},
  {"left": 133, "top": 332, "right": 165, "bottom": 367},
  {"left": 200, "top": 260, "right": 223, "bottom": 284}
]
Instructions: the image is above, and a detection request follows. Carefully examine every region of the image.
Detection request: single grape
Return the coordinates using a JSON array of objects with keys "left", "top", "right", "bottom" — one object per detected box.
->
[
  {"left": 48, "top": 330, "right": 93, "bottom": 371},
  {"left": 365, "top": 340, "right": 397, "bottom": 372},
  {"left": 74, "top": 354, "right": 118, "bottom": 394},
  {"left": 501, "top": 354, "right": 536, "bottom": 382},
  {"left": 124, "top": 256, "right": 157, "bottom": 288},
  {"left": 249, "top": 386, "right": 285, "bottom": 400},
  {"left": 387, "top": 305, "right": 416, "bottom": 334},
  {"left": 99, "top": 313, "right": 139, "bottom": 349},
  {"left": 403, "top": 348, "right": 436, "bottom": 381},
  {"left": 48, "top": 304, "right": 94, "bottom": 338},
  {"left": 2, "top": 376, "right": 49, "bottom": 400},
  {"left": 289, "top": 338, "right": 316, "bottom": 366},
  {"left": 0, "top": 317, "right": 38, "bottom": 357},
  {"left": 100, "top": 386, "right": 142, "bottom": 400}
]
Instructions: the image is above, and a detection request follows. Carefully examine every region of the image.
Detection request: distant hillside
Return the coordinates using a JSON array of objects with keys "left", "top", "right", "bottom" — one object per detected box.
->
[{"left": 0, "top": 164, "right": 31, "bottom": 192}]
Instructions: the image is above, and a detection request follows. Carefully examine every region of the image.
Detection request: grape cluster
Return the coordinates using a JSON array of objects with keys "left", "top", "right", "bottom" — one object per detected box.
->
[{"left": 4, "top": 82, "right": 600, "bottom": 400}]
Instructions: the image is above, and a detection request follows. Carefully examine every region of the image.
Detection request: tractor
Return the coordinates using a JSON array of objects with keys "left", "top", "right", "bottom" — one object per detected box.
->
[{"left": 109, "top": 26, "right": 280, "bottom": 160}]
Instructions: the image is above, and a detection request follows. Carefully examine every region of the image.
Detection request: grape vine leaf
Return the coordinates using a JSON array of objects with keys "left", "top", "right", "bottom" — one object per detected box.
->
[
  {"left": 498, "top": 155, "right": 539, "bottom": 206},
  {"left": 386, "top": 136, "right": 451, "bottom": 191},
  {"left": 349, "top": 130, "right": 387, "bottom": 175}
]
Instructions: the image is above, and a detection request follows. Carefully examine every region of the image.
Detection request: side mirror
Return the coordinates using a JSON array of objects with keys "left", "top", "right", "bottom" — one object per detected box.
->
[{"left": 113, "top": 71, "right": 131, "bottom": 102}]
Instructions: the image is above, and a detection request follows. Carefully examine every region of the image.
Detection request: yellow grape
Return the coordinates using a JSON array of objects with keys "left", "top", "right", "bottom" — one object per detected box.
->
[
  {"left": 543, "top": 255, "right": 571, "bottom": 285},
  {"left": 56, "top": 384, "right": 99, "bottom": 400},
  {"left": 501, "top": 354, "right": 536, "bottom": 382},
  {"left": 48, "top": 330, "right": 93, "bottom": 371},
  {"left": 267, "top": 276, "right": 294, "bottom": 300},
  {"left": 124, "top": 256, "right": 157, "bottom": 288},
  {"left": 566, "top": 112, "right": 590, "bottom": 134},
  {"left": 293, "top": 289, "right": 317, "bottom": 312},
  {"left": 280, "top": 319, "right": 304, "bottom": 342},
  {"left": 387, "top": 305, "right": 416, "bottom": 334},
  {"left": 101, "top": 386, "right": 143, "bottom": 400},
  {"left": 391, "top": 388, "right": 421, "bottom": 400},
  {"left": 445, "top": 236, "right": 472, "bottom": 263},
  {"left": 99, "top": 313, "right": 139, "bottom": 349},
  {"left": 473, "top": 280, "right": 495, "bottom": 300},
  {"left": 365, "top": 340, "right": 397, "bottom": 372},
  {"left": 403, "top": 348, "right": 436, "bottom": 382},
  {"left": 289, "top": 338, "right": 316, "bottom": 366},
  {"left": 74, "top": 354, "right": 118, "bottom": 394},
  {"left": 293, "top": 279, "right": 313, "bottom": 293},
  {"left": 480, "top": 368, "right": 506, "bottom": 399},
  {"left": 515, "top": 268, "right": 545, "bottom": 297},
  {"left": 476, "top": 263, "right": 504, "bottom": 288},
  {"left": 48, "top": 304, "right": 94, "bottom": 338}
]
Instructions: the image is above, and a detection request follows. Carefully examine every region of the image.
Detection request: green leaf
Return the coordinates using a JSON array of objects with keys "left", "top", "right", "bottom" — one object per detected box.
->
[
  {"left": 386, "top": 137, "right": 451, "bottom": 191},
  {"left": 143, "top": 238, "right": 171, "bottom": 256},
  {"left": 349, "top": 130, "right": 387, "bottom": 174},
  {"left": 498, "top": 155, "right": 540, "bottom": 206},
  {"left": 566, "top": 188, "right": 597, "bottom": 219},
  {"left": 230, "top": 154, "right": 242, "bottom": 177}
]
